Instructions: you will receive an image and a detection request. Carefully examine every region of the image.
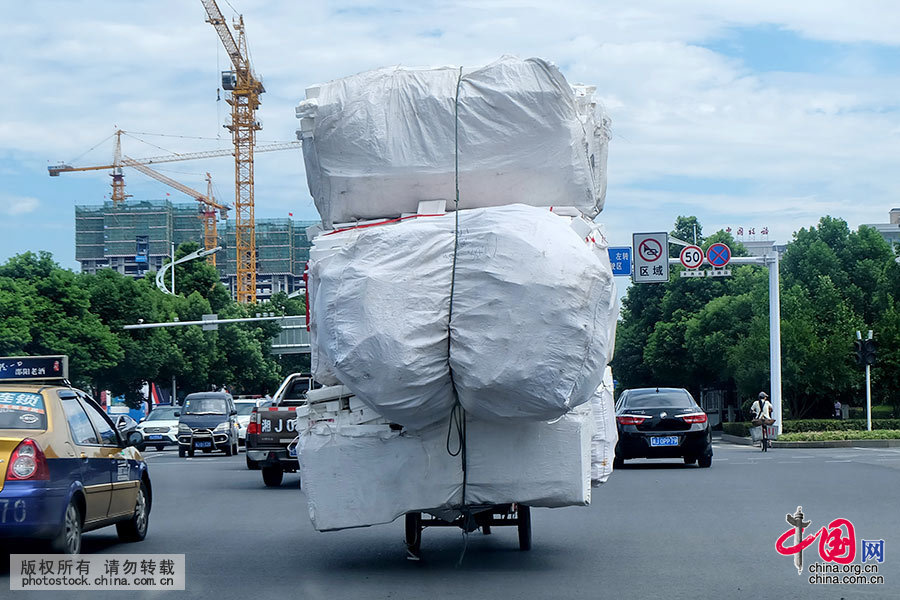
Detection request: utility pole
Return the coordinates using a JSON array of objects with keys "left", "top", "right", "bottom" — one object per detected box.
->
[{"left": 855, "top": 330, "right": 876, "bottom": 431}]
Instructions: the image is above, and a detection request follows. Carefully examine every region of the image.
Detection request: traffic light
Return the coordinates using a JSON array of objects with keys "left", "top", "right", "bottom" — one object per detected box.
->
[
  {"left": 863, "top": 339, "right": 877, "bottom": 366},
  {"left": 854, "top": 340, "right": 865, "bottom": 365}
]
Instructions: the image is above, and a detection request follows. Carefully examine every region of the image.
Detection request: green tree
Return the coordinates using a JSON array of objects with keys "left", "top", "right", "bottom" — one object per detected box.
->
[{"left": 0, "top": 252, "right": 123, "bottom": 390}]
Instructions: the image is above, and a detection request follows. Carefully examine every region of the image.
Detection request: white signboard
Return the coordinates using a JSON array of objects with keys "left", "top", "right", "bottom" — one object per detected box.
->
[{"left": 633, "top": 232, "right": 669, "bottom": 283}]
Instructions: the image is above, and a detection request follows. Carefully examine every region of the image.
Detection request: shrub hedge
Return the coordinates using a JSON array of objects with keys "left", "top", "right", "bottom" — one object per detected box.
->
[
  {"left": 848, "top": 405, "right": 895, "bottom": 419},
  {"left": 723, "top": 422, "right": 751, "bottom": 437},
  {"left": 778, "top": 430, "right": 900, "bottom": 442},
  {"left": 722, "top": 419, "right": 900, "bottom": 436}
]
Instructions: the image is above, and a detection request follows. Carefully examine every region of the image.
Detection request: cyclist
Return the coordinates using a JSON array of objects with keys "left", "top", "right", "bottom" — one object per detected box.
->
[{"left": 750, "top": 392, "right": 775, "bottom": 451}]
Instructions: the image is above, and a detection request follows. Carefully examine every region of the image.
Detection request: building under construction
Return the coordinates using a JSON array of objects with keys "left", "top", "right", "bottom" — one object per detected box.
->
[{"left": 75, "top": 200, "right": 316, "bottom": 301}]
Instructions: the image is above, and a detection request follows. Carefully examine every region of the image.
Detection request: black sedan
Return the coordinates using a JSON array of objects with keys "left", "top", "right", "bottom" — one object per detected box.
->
[{"left": 614, "top": 388, "right": 712, "bottom": 468}]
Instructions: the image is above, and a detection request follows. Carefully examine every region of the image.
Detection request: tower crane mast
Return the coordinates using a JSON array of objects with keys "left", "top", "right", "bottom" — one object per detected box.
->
[{"left": 201, "top": 0, "right": 265, "bottom": 304}]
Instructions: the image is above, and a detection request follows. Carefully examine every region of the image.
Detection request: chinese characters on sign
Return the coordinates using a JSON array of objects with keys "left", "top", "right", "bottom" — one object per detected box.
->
[
  {"left": 725, "top": 226, "right": 769, "bottom": 240},
  {"left": 606, "top": 246, "right": 632, "bottom": 276},
  {"left": 0, "top": 355, "right": 68, "bottom": 381}
]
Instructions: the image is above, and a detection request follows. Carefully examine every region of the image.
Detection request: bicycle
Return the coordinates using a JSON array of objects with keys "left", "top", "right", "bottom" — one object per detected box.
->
[{"left": 751, "top": 417, "right": 776, "bottom": 452}]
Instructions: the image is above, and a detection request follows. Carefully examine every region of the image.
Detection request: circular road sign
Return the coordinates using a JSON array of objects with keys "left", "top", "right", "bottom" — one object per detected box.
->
[
  {"left": 680, "top": 245, "right": 704, "bottom": 269},
  {"left": 706, "top": 242, "right": 732, "bottom": 268},
  {"left": 638, "top": 238, "right": 663, "bottom": 262}
]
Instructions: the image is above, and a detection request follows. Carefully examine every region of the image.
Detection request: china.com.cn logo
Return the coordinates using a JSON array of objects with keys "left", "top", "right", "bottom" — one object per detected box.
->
[{"left": 775, "top": 506, "right": 885, "bottom": 575}]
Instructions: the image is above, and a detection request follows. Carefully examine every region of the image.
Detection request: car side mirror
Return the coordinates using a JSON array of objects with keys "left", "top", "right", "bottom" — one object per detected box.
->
[
  {"left": 174, "top": 411, "right": 180, "bottom": 417},
  {"left": 116, "top": 415, "right": 138, "bottom": 433},
  {"left": 230, "top": 409, "right": 237, "bottom": 416},
  {"left": 126, "top": 431, "right": 143, "bottom": 448}
]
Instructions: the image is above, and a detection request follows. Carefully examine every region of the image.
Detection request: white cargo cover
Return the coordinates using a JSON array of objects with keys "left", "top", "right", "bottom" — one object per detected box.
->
[
  {"left": 307, "top": 205, "right": 617, "bottom": 430},
  {"left": 590, "top": 367, "right": 618, "bottom": 486},
  {"left": 297, "top": 56, "right": 611, "bottom": 227},
  {"left": 298, "top": 408, "right": 591, "bottom": 532}
]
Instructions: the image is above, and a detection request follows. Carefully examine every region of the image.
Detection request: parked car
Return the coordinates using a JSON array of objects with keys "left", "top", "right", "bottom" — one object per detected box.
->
[
  {"left": 614, "top": 387, "right": 712, "bottom": 468},
  {"left": 177, "top": 392, "right": 239, "bottom": 457},
  {"left": 0, "top": 355, "right": 152, "bottom": 554},
  {"left": 234, "top": 400, "right": 260, "bottom": 447},
  {"left": 136, "top": 405, "right": 180, "bottom": 450}
]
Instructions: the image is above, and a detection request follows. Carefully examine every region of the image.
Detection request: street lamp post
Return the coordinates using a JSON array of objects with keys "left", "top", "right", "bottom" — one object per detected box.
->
[
  {"left": 155, "top": 246, "right": 221, "bottom": 295},
  {"left": 155, "top": 244, "right": 221, "bottom": 404}
]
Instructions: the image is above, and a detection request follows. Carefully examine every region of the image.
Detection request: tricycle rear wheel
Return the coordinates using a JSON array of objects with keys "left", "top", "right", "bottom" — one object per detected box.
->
[
  {"left": 517, "top": 505, "right": 532, "bottom": 551},
  {"left": 405, "top": 512, "right": 422, "bottom": 559}
]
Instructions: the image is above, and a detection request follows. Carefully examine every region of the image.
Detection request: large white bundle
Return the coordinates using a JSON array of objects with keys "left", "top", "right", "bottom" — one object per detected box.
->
[
  {"left": 298, "top": 409, "right": 591, "bottom": 532},
  {"left": 590, "top": 367, "right": 618, "bottom": 486},
  {"left": 296, "top": 56, "right": 611, "bottom": 227},
  {"left": 308, "top": 204, "right": 617, "bottom": 430}
]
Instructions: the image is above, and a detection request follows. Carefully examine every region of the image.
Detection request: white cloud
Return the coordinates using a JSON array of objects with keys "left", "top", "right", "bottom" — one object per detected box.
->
[
  {"left": 0, "top": 195, "right": 40, "bottom": 216},
  {"left": 2, "top": 0, "right": 900, "bottom": 265}
]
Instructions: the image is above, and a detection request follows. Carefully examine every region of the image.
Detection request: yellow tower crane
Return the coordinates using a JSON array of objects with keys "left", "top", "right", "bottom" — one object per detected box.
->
[{"left": 201, "top": 0, "right": 265, "bottom": 304}]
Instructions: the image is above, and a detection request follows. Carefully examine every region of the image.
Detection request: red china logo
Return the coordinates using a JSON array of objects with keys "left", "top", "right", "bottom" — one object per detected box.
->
[{"left": 775, "top": 506, "right": 885, "bottom": 585}]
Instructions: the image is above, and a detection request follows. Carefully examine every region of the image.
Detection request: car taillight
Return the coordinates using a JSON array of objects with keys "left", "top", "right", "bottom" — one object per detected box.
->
[
  {"left": 616, "top": 415, "right": 649, "bottom": 426},
  {"left": 7, "top": 438, "right": 50, "bottom": 481},
  {"left": 247, "top": 419, "right": 260, "bottom": 435},
  {"left": 679, "top": 413, "right": 708, "bottom": 424}
]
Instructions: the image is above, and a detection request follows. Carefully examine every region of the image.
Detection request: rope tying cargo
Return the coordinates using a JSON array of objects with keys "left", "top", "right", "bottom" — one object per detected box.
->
[{"left": 445, "top": 66, "right": 474, "bottom": 566}]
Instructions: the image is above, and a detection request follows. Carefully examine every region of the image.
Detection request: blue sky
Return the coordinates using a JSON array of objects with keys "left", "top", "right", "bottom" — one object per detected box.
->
[{"left": 2, "top": 1, "right": 899, "bottom": 270}]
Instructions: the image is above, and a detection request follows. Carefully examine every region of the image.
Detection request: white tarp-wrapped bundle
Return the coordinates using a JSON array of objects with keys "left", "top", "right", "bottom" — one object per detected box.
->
[
  {"left": 298, "top": 408, "right": 592, "bottom": 532},
  {"left": 590, "top": 367, "right": 618, "bottom": 486},
  {"left": 296, "top": 56, "right": 611, "bottom": 227},
  {"left": 307, "top": 204, "right": 618, "bottom": 430}
]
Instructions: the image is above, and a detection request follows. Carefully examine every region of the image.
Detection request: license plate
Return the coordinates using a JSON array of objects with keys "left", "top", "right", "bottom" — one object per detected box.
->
[
  {"left": 147, "top": 435, "right": 163, "bottom": 440},
  {"left": 194, "top": 441, "right": 212, "bottom": 448},
  {"left": 650, "top": 436, "right": 679, "bottom": 447}
]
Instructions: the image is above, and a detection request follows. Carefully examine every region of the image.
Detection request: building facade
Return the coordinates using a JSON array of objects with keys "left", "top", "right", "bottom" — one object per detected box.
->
[
  {"left": 863, "top": 208, "right": 900, "bottom": 249},
  {"left": 75, "top": 200, "right": 317, "bottom": 301}
]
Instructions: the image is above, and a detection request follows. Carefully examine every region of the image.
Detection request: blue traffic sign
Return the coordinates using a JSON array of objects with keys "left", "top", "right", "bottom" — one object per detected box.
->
[
  {"left": 608, "top": 246, "right": 632, "bottom": 276},
  {"left": 706, "top": 243, "right": 732, "bottom": 267}
]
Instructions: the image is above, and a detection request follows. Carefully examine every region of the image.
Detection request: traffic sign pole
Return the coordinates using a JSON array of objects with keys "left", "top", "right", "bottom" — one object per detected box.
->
[
  {"left": 666, "top": 252, "right": 783, "bottom": 433},
  {"left": 866, "top": 363, "right": 872, "bottom": 432},
  {"left": 768, "top": 251, "right": 783, "bottom": 435}
]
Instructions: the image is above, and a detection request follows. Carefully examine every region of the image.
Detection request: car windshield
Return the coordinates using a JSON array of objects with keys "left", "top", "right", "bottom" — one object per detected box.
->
[
  {"left": 145, "top": 407, "right": 178, "bottom": 420},
  {"left": 236, "top": 404, "right": 255, "bottom": 416},
  {"left": 623, "top": 390, "right": 696, "bottom": 409},
  {"left": 183, "top": 397, "right": 227, "bottom": 415},
  {"left": 0, "top": 391, "right": 47, "bottom": 430}
]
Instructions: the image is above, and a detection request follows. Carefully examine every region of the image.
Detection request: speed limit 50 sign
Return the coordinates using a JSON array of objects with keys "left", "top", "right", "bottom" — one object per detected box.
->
[{"left": 679, "top": 245, "right": 704, "bottom": 269}]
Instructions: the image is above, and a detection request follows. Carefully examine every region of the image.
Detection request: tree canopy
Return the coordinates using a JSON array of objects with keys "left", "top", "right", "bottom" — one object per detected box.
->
[{"left": 0, "top": 247, "right": 307, "bottom": 406}]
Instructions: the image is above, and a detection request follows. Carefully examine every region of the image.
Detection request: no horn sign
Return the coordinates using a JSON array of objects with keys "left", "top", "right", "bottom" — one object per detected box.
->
[{"left": 633, "top": 232, "right": 669, "bottom": 284}]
